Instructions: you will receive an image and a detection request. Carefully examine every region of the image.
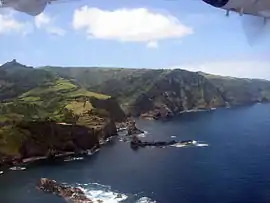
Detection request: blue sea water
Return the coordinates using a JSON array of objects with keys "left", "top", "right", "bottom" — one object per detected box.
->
[{"left": 1, "top": 103, "right": 270, "bottom": 203}]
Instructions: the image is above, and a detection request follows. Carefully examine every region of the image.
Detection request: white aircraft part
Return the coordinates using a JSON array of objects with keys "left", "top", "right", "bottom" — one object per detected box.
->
[
  {"left": 3, "top": 0, "right": 48, "bottom": 16},
  {"left": 259, "top": 10, "right": 270, "bottom": 17},
  {"left": 222, "top": 0, "right": 270, "bottom": 18}
]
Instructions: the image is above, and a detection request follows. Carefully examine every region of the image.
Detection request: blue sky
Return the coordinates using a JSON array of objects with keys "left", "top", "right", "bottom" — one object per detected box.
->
[{"left": 0, "top": 0, "right": 270, "bottom": 79}]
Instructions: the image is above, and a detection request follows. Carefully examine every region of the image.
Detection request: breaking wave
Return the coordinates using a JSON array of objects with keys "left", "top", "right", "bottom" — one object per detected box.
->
[
  {"left": 137, "top": 131, "right": 148, "bottom": 138},
  {"left": 136, "top": 197, "right": 157, "bottom": 203},
  {"left": 196, "top": 143, "right": 209, "bottom": 147},
  {"left": 171, "top": 141, "right": 209, "bottom": 148},
  {"left": 75, "top": 182, "right": 156, "bottom": 203}
]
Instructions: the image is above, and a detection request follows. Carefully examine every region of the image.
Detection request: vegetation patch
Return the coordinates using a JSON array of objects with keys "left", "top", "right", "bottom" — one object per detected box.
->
[
  {"left": 65, "top": 101, "right": 93, "bottom": 115},
  {"left": 0, "top": 125, "right": 30, "bottom": 156},
  {"left": 67, "top": 88, "right": 110, "bottom": 100}
]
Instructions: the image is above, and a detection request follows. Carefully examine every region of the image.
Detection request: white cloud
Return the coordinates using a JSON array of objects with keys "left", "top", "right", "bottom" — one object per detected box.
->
[
  {"left": 0, "top": 11, "right": 32, "bottom": 35},
  {"left": 168, "top": 60, "right": 270, "bottom": 80},
  {"left": 35, "top": 12, "right": 50, "bottom": 29},
  {"left": 34, "top": 13, "right": 65, "bottom": 36},
  {"left": 146, "top": 41, "right": 158, "bottom": 49},
  {"left": 72, "top": 7, "right": 193, "bottom": 45}
]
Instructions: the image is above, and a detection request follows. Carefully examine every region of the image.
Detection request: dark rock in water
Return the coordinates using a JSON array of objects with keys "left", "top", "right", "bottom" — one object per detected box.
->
[
  {"left": 130, "top": 136, "right": 197, "bottom": 149},
  {"left": 130, "top": 135, "right": 177, "bottom": 148},
  {"left": 127, "top": 120, "right": 144, "bottom": 135},
  {"left": 37, "top": 178, "right": 93, "bottom": 203}
]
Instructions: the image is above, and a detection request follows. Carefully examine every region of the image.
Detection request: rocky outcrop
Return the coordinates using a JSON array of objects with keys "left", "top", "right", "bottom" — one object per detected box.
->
[
  {"left": 94, "top": 119, "right": 117, "bottom": 140},
  {"left": 37, "top": 178, "right": 93, "bottom": 203},
  {"left": 141, "top": 107, "right": 174, "bottom": 120},
  {"left": 130, "top": 136, "right": 196, "bottom": 149},
  {"left": 131, "top": 135, "right": 177, "bottom": 148},
  {"left": 126, "top": 120, "right": 144, "bottom": 135}
]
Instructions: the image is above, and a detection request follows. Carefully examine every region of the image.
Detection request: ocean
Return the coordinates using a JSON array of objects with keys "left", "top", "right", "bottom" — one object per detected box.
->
[{"left": 1, "top": 103, "right": 270, "bottom": 203}]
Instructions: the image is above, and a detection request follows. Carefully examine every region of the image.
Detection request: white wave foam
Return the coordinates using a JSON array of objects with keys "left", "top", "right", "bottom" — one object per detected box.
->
[
  {"left": 171, "top": 136, "right": 176, "bottom": 138},
  {"left": 77, "top": 183, "right": 158, "bottom": 203},
  {"left": 87, "top": 148, "right": 101, "bottom": 156},
  {"left": 64, "top": 157, "right": 84, "bottom": 162},
  {"left": 117, "top": 127, "right": 127, "bottom": 132},
  {"left": 171, "top": 140, "right": 209, "bottom": 148},
  {"left": 0, "top": 171, "right": 3, "bottom": 175},
  {"left": 9, "top": 166, "right": 26, "bottom": 171},
  {"left": 136, "top": 197, "right": 157, "bottom": 203},
  {"left": 170, "top": 143, "right": 186, "bottom": 148},
  {"left": 82, "top": 188, "right": 128, "bottom": 202},
  {"left": 138, "top": 133, "right": 146, "bottom": 138},
  {"left": 76, "top": 183, "right": 128, "bottom": 203},
  {"left": 196, "top": 143, "right": 209, "bottom": 147},
  {"left": 137, "top": 131, "right": 148, "bottom": 138}
]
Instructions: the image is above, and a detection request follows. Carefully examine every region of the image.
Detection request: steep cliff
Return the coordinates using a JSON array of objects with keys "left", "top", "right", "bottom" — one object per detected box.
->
[
  {"left": 0, "top": 61, "right": 125, "bottom": 165},
  {"left": 0, "top": 120, "right": 117, "bottom": 165},
  {"left": 128, "top": 69, "right": 225, "bottom": 118},
  {"left": 89, "top": 97, "right": 126, "bottom": 122},
  {"left": 201, "top": 72, "right": 270, "bottom": 105},
  {"left": 45, "top": 66, "right": 270, "bottom": 118}
]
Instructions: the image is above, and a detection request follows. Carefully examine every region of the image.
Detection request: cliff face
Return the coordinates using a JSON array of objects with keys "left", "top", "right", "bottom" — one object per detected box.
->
[
  {"left": 19, "top": 121, "right": 99, "bottom": 158},
  {"left": 90, "top": 97, "right": 126, "bottom": 122},
  {"left": 0, "top": 120, "right": 117, "bottom": 164},
  {"left": 0, "top": 61, "right": 125, "bottom": 165},
  {"left": 94, "top": 119, "right": 117, "bottom": 140},
  {"left": 201, "top": 73, "right": 270, "bottom": 105},
  {"left": 30, "top": 65, "right": 270, "bottom": 120},
  {"left": 129, "top": 70, "right": 225, "bottom": 118}
]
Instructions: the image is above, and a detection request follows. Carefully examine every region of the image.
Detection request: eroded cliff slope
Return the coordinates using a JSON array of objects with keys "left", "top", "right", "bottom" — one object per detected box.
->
[{"left": 45, "top": 66, "right": 270, "bottom": 118}]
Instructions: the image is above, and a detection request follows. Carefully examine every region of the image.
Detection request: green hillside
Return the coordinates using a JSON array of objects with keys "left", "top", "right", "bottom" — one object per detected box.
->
[
  {"left": 2, "top": 60, "right": 270, "bottom": 121},
  {"left": 201, "top": 72, "right": 270, "bottom": 105},
  {"left": 0, "top": 61, "right": 119, "bottom": 125},
  {"left": 1, "top": 60, "right": 270, "bottom": 162},
  {"left": 0, "top": 60, "right": 56, "bottom": 101},
  {"left": 0, "top": 61, "right": 125, "bottom": 160},
  {"left": 1, "top": 78, "right": 110, "bottom": 123},
  {"left": 44, "top": 66, "right": 270, "bottom": 118}
]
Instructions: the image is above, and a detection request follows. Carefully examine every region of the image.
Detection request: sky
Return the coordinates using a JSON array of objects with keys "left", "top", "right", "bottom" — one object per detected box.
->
[{"left": 0, "top": 0, "right": 270, "bottom": 79}]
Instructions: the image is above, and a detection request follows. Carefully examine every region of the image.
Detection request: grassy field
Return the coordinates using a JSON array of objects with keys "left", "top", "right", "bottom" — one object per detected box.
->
[
  {"left": 20, "top": 78, "right": 77, "bottom": 98},
  {"left": 20, "top": 78, "right": 110, "bottom": 100},
  {"left": 65, "top": 101, "right": 93, "bottom": 115},
  {"left": 67, "top": 88, "right": 110, "bottom": 100},
  {"left": 3, "top": 77, "right": 112, "bottom": 122}
]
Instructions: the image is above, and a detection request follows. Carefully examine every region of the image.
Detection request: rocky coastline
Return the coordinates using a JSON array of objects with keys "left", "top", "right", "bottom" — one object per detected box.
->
[
  {"left": 38, "top": 178, "right": 93, "bottom": 203},
  {"left": 140, "top": 106, "right": 222, "bottom": 120},
  {"left": 0, "top": 120, "right": 117, "bottom": 168},
  {"left": 0, "top": 115, "right": 144, "bottom": 168}
]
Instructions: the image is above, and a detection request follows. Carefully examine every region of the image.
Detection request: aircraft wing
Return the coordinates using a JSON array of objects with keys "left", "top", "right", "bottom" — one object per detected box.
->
[
  {"left": 228, "top": 0, "right": 270, "bottom": 18},
  {"left": 0, "top": 0, "right": 48, "bottom": 16},
  {"left": 203, "top": 0, "right": 270, "bottom": 18}
]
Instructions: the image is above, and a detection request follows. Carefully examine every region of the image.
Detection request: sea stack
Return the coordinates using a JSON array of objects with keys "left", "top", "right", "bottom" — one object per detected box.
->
[{"left": 37, "top": 178, "right": 93, "bottom": 203}]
